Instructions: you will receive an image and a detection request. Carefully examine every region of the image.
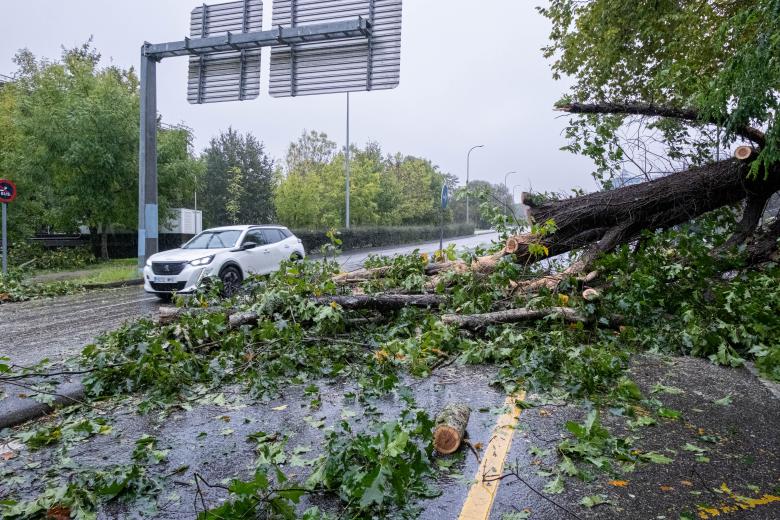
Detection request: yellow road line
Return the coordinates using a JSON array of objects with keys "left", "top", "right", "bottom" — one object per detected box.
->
[{"left": 458, "top": 391, "right": 526, "bottom": 520}]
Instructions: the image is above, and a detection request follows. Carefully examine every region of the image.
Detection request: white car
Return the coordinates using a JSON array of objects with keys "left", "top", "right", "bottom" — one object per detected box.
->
[{"left": 144, "top": 225, "right": 305, "bottom": 300}]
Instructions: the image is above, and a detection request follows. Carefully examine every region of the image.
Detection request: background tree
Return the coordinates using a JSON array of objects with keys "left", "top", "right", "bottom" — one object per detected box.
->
[
  {"left": 275, "top": 133, "right": 458, "bottom": 229},
  {"left": 455, "top": 0, "right": 780, "bottom": 279},
  {"left": 539, "top": 0, "right": 779, "bottom": 184},
  {"left": 157, "top": 125, "right": 205, "bottom": 212},
  {"left": 450, "top": 181, "right": 515, "bottom": 229},
  {"left": 200, "top": 128, "right": 275, "bottom": 228},
  {"left": 2, "top": 43, "right": 199, "bottom": 258}
]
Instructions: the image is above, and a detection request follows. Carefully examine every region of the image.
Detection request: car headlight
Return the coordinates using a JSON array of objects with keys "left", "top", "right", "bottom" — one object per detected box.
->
[
  {"left": 190, "top": 255, "right": 214, "bottom": 266},
  {"left": 145, "top": 258, "right": 152, "bottom": 267}
]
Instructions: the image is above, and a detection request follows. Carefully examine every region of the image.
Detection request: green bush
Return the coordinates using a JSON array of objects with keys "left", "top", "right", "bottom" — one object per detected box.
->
[
  {"left": 0, "top": 272, "right": 83, "bottom": 302},
  {"left": 292, "top": 224, "right": 475, "bottom": 253},
  {"left": 8, "top": 242, "right": 96, "bottom": 271}
]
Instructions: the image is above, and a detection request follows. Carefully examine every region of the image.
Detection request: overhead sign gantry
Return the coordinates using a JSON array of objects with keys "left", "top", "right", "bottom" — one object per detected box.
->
[{"left": 138, "top": 0, "right": 402, "bottom": 267}]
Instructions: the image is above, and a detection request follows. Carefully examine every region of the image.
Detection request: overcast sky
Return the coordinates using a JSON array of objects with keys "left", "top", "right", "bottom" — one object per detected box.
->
[{"left": 0, "top": 0, "right": 597, "bottom": 196}]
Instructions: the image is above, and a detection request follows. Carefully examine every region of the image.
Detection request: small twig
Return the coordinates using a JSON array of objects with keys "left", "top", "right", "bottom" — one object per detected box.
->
[
  {"left": 483, "top": 461, "right": 584, "bottom": 520},
  {"left": 0, "top": 379, "right": 88, "bottom": 406},
  {"left": 0, "top": 364, "right": 125, "bottom": 381},
  {"left": 464, "top": 440, "right": 482, "bottom": 464}
]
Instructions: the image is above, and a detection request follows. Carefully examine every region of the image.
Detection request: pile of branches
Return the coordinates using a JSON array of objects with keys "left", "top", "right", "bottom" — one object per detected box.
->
[
  {"left": 313, "top": 103, "right": 780, "bottom": 326},
  {"left": 159, "top": 103, "right": 779, "bottom": 334}
]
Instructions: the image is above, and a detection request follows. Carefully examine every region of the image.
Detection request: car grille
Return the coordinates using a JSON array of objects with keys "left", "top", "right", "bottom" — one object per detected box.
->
[
  {"left": 150, "top": 282, "right": 187, "bottom": 292},
  {"left": 151, "top": 262, "right": 186, "bottom": 275}
]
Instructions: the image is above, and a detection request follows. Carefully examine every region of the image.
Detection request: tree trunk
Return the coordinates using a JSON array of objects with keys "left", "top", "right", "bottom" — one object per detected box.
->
[
  {"left": 97, "top": 224, "right": 109, "bottom": 261},
  {"left": 433, "top": 403, "right": 471, "bottom": 455},
  {"left": 88, "top": 226, "right": 100, "bottom": 258},
  {"left": 466, "top": 159, "right": 780, "bottom": 275}
]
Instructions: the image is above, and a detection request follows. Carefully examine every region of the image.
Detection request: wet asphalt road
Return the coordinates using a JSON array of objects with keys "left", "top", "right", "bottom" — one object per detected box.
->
[
  {"left": 3, "top": 357, "right": 777, "bottom": 519},
  {"left": 0, "top": 287, "right": 160, "bottom": 367},
  {"left": 0, "top": 233, "right": 499, "bottom": 367},
  {"left": 2, "top": 229, "right": 779, "bottom": 518}
]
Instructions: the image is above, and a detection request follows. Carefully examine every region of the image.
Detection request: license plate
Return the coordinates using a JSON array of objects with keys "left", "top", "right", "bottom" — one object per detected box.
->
[{"left": 153, "top": 276, "right": 178, "bottom": 283}]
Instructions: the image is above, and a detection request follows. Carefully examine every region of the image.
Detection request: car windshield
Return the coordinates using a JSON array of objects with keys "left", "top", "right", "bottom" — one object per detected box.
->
[{"left": 182, "top": 230, "right": 242, "bottom": 250}]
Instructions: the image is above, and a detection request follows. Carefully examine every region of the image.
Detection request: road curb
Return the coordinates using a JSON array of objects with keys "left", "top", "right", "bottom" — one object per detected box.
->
[
  {"left": 81, "top": 278, "right": 144, "bottom": 290},
  {"left": 0, "top": 381, "right": 85, "bottom": 430}
]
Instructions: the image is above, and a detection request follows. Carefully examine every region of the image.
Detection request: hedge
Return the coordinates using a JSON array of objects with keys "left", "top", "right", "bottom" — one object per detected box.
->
[
  {"left": 24, "top": 224, "right": 476, "bottom": 260},
  {"left": 291, "top": 223, "right": 476, "bottom": 254}
]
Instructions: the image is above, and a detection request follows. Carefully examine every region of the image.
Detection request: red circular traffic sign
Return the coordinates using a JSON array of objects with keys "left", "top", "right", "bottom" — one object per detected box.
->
[{"left": 0, "top": 179, "right": 17, "bottom": 203}]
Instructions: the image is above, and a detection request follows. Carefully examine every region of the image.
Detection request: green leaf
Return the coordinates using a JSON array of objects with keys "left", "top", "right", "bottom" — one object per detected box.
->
[
  {"left": 651, "top": 383, "right": 684, "bottom": 395},
  {"left": 657, "top": 407, "right": 682, "bottom": 420},
  {"left": 501, "top": 511, "right": 531, "bottom": 520},
  {"left": 358, "top": 467, "right": 387, "bottom": 508},
  {"left": 640, "top": 452, "right": 673, "bottom": 464},
  {"left": 579, "top": 494, "right": 610, "bottom": 508},
  {"left": 713, "top": 395, "right": 733, "bottom": 406},
  {"left": 627, "top": 416, "right": 656, "bottom": 429},
  {"left": 544, "top": 474, "right": 565, "bottom": 494}
]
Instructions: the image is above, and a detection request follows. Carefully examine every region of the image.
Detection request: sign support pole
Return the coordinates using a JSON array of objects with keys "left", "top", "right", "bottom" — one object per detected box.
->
[
  {"left": 439, "top": 184, "right": 449, "bottom": 255},
  {"left": 138, "top": 47, "right": 159, "bottom": 270},
  {"left": 439, "top": 203, "right": 443, "bottom": 254},
  {"left": 345, "top": 91, "right": 351, "bottom": 230},
  {"left": 2, "top": 203, "right": 7, "bottom": 276}
]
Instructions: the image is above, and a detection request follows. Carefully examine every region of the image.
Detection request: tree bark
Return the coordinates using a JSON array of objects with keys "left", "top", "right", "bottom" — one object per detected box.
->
[
  {"left": 97, "top": 224, "right": 109, "bottom": 261},
  {"left": 333, "top": 266, "right": 392, "bottom": 284},
  {"left": 441, "top": 307, "right": 588, "bottom": 329},
  {"left": 312, "top": 294, "right": 443, "bottom": 310},
  {"left": 722, "top": 193, "right": 771, "bottom": 250},
  {"left": 745, "top": 212, "right": 780, "bottom": 265},
  {"left": 505, "top": 160, "right": 780, "bottom": 267},
  {"left": 434, "top": 403, "right": 471, "bottom": 455},
  {"left": 226, "top": 294, "right": 444, "bottom": 329}
]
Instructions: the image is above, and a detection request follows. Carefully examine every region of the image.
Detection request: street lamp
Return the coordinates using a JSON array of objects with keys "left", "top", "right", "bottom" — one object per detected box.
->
[
  {"left": 465, "top": 144, "right": 484, "bottom": 225},
  {"left": 504, "top": 171, "right": 518, "bottom": 213}
]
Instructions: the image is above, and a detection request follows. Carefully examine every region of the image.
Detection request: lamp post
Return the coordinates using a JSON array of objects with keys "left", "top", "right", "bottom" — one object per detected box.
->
[
  {"left": 503, "top": 171, "right": 517, "bottom": 213},
  {"left": 465, "top": 144, "right": 484, "bottom": 225}
]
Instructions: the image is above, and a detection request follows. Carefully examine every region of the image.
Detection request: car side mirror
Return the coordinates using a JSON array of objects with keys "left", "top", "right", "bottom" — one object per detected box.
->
[{"left": 241, "top": 242, "right": 259, "bottom": 250}]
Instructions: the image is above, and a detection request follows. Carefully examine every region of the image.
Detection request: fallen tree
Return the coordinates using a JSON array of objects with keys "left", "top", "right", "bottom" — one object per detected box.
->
[{"left": 340, "top": 106, "right": 779, "bottom": 289}]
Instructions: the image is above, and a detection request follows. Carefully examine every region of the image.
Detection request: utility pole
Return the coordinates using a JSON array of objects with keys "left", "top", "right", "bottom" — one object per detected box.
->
[{"left": 465, "top": 144, "right": 484, "bottom": 225}]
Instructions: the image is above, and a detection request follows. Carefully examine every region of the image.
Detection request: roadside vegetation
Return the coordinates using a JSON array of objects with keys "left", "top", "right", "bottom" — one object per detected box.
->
[
  {"left": 1, "top": 200, "right": 778, "bottom": 518},
  {"left": 1, "top": 0, "right": 779, "bottom": 518},
  {"left": 0, "top": 246, "right": 138, "bottom": 303},
  {"left": 0, "top": 44, "right": 511, "bottom": 264}
]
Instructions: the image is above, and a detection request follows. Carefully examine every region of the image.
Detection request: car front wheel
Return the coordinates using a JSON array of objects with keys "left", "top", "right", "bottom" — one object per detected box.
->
[{"left": 219, "top": 265, "right": 243, "bottom": 296}]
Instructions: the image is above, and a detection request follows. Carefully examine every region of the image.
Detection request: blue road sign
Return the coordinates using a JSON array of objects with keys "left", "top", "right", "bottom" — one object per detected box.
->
[{"left": 441, "top": 184, "right": 449, "bottom": 209}]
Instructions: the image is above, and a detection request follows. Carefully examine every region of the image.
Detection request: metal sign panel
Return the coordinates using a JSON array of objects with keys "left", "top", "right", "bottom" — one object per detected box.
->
[
  {"left": 187, "top": 0, "right": 264, "bottom": 104},
  {"left": 269, "top": 0, "right": 402, "bottom": 97}
]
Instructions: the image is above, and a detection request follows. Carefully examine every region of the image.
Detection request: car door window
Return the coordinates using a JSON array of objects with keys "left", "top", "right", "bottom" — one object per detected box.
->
[
  {"left": 264, "top": 229, "right": 283, "bottom": 244},
  {"left": 243, "top": 230, "right": 266, "bottom": 247}
]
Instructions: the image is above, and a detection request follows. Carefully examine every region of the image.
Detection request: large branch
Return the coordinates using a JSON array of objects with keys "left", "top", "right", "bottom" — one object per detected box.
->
[
  {"left": 228, "top": 294, "right": 444, "bottom": 329},
  {"left": 745, "top": 212, "right": 780, "bottom": 265},
  {"left": 311, "top": 294, "right": 443, "bottom": 310},
  {"left": 721, "top": 192, "right": 771, "bottom": 250},
  {"left": 441, "top": 307, "right": 588, "bottom": 329},
  {"left": 557, "top": 102, "right": 766, "bottom": 147}
]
